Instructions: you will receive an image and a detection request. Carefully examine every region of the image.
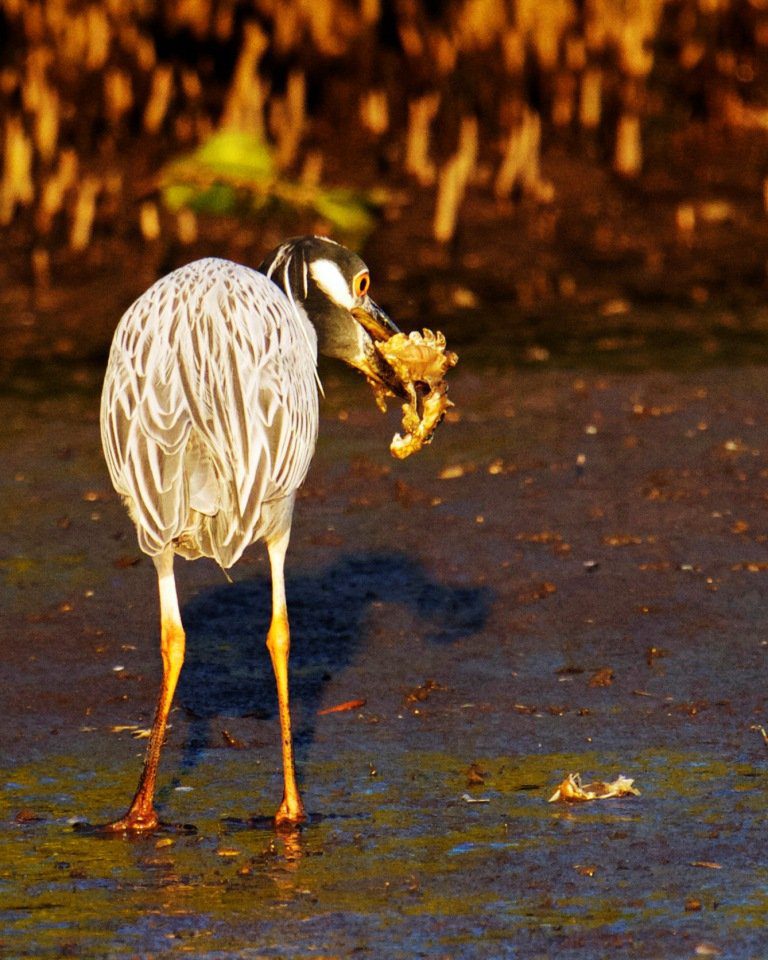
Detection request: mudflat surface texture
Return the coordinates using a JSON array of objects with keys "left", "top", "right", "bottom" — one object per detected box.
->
[{"left": 2, "top": 361, "right": 768, "bottom": 958}]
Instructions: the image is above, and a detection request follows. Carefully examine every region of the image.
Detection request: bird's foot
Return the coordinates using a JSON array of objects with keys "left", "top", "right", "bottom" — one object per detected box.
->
[
  {"left": 274, "top": 797, "right": 307, "bottom": 831},
  {"left": 76, "top": 810, "right": 197, "bottom": 836},
  {"left": 101, "top": 808, "right": 160, "bottom": 834}
]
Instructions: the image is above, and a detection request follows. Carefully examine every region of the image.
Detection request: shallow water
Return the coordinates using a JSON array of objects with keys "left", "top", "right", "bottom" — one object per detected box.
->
[
  {"left": 4, "top": 744, "right": 767, "bottom": 958},
  {"left": 2, "top": 351, "right": 768, "bottom": 956}
]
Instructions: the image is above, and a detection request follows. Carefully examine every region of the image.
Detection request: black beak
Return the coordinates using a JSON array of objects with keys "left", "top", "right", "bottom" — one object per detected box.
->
[
  {"left": 350, "top": 298, "right": 410, "bottom": 400},
  {"left": 351, "top": 297, "right": 401, "bottom": 342}
]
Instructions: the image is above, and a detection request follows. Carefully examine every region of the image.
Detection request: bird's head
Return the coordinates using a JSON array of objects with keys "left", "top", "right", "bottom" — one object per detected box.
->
[{"left": 258, "top": 236, "right": 405, "bottom": 395}]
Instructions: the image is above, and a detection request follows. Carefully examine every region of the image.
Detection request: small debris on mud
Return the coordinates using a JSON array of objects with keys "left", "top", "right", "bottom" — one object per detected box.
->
[
  {"left": 404, "top": 679, "right": 443, "bottom": 704},
  {"left": 515, "top": 529, "right": 567, "bottom": 548},
  {"left": 694, "top": 943, "right": 722, "bottom": 956},
  {"left": 14, "top": 809, "right": 44, "bottom": 823},
  {"left": 751, "top": 724, "right": 768, "bottom": 748},
  {"left": 548, "top": 773, "right": 640, "bottom": 803},
  {"left": 603, "top": 533, "right": 654, "bottom": 546},
  {"left": 513, "top": 703, "right": 538, "bottom": 715},
  {"left": 647, "top": 646, "right": 667, "bottom": 666},
  {"left": 547, "top": 705, "right": 568, "bottom": 716},
  {"left": 515, "top": 530, "right": 559, "bottom": 544},
  {"left": 556, "top": 664, "right": 585, "bottom": 676},
  {"left": 317, "top": 698, "right": 367, "bottom": 715},
  {"left": 82, "top": 490, "right": 110, "bottom": 502},
  {"left": 438, "top": 463, "right": 468, "bottom": 479},
  {"left": 110, "top": 724, "right": 138, "bottom": 734},
  {"left": 588, "top": 666, "right": 615, "bottom": 687},
  {"left": 221, "top": 728, "right": 249, "bottom": 749},
  {"left": 517, "top": 581, "right": 557, "bottom": 604},
  {"left": 461, "top": 793, "right": 490, "bottom": 804},
  {"left": 465, "top": 762, "right": 487, "bottom": 786}
]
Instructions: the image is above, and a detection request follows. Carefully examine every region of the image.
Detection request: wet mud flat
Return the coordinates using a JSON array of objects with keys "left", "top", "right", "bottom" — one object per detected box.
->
[{"left": 2, "top": 361, "right": 768, "bottom": 957}]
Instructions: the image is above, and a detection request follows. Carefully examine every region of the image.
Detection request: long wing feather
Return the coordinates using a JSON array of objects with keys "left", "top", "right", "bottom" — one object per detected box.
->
[{"left": 101, "top": 258, "right": 319, "bottom": 567}]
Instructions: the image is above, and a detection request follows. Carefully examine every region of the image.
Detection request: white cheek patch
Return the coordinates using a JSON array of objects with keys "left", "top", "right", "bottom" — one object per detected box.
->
[{"left": 310, "top": 258, "right": 354, "bottom": 309}]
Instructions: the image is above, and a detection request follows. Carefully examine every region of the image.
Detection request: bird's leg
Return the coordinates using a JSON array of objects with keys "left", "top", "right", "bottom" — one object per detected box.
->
[
  {"left": 266, "top": 530, "right": 306, "bottom": 826},
  {"left": 106, "top": 547, "right": 185, "bottom": 832}
]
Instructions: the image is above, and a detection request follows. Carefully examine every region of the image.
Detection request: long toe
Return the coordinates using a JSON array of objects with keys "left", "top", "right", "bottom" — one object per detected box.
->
[{"left": 101, "top": 808, "right": 160, "bottom": 834}]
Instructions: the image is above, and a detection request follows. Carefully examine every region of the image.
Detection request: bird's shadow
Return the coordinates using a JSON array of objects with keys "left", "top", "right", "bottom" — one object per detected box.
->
[{"left": 176, "top": 551, "right": 491, "bottom": 767}]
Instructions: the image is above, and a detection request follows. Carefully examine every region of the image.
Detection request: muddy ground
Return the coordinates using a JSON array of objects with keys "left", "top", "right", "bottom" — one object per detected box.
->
[
  {"left": 2, "top": 352, "right": 768, "bottom": 957},
  {"left": 2, "top": 129, "right": 768, "bottom": 956}
]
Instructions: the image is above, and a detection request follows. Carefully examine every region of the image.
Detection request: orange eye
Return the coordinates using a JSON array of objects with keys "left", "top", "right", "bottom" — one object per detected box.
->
[{"left": 353, "top": 271, "right": 370, "bottom": 298}]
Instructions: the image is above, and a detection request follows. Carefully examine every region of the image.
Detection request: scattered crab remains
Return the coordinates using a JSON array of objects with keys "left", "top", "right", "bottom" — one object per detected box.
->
[
  {"left": 548, "top": 772, "right": 640, "bottom": 803},
  {"left": 371, "top": 329, "right": 458, "bottom": 459}
]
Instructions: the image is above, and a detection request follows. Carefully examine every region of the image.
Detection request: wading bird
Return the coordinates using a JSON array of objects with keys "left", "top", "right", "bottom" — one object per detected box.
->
[{"left": 100, "top": 237, "right": 404, "bottom": 831}]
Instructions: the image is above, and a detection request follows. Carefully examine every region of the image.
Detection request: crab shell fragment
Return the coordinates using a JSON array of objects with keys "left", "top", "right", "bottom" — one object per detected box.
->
[
  {"left": 371, "top": 329, "right": 458, "bottom": 459},
  {"left": 548, "top": 772, "right": 640, "bottom": 803}
]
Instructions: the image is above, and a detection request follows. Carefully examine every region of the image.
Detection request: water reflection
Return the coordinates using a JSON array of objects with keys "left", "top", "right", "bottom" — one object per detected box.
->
[{"left": 3, "top": 746, "right": 767, "bottom": 957}]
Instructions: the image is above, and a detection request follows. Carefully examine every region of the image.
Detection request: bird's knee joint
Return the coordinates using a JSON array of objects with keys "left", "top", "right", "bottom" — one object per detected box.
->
[
  {"left": 162, "top": 619, "right": 185, "bottom": 643},
  {"left": 266, "top": 631, "right": 287, "bottom": 657},
  {"left": 266, "top": 615, "right": 290, "bottom": 656}
]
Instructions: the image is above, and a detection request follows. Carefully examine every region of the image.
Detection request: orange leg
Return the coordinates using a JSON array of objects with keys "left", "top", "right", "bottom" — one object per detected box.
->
[
  {"left": 106, "top": 547, "right": 184, "bottom": 832},
  {"left": 266, "top": 530, "right": 305, "bottom": 826}
]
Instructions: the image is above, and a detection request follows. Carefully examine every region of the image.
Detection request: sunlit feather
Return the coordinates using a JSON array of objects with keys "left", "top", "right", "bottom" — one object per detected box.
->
[{"left": 100, "top": 257, "right": 319, "bottom": 570}]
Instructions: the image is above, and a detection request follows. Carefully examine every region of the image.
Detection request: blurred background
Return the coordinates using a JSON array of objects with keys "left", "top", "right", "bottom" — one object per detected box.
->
[{"left": 0, "top": 0, "right": 767, "bottom": 390}]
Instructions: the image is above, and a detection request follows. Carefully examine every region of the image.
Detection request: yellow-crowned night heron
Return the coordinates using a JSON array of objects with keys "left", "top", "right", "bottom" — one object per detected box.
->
[{"left": 100, "top": 236, "right": 402, "bottom": 831}]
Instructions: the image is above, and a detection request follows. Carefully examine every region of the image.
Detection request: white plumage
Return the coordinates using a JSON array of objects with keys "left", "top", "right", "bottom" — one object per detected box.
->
[{"left": 101, "top": 257, "right": 319, "bottom": 569}]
